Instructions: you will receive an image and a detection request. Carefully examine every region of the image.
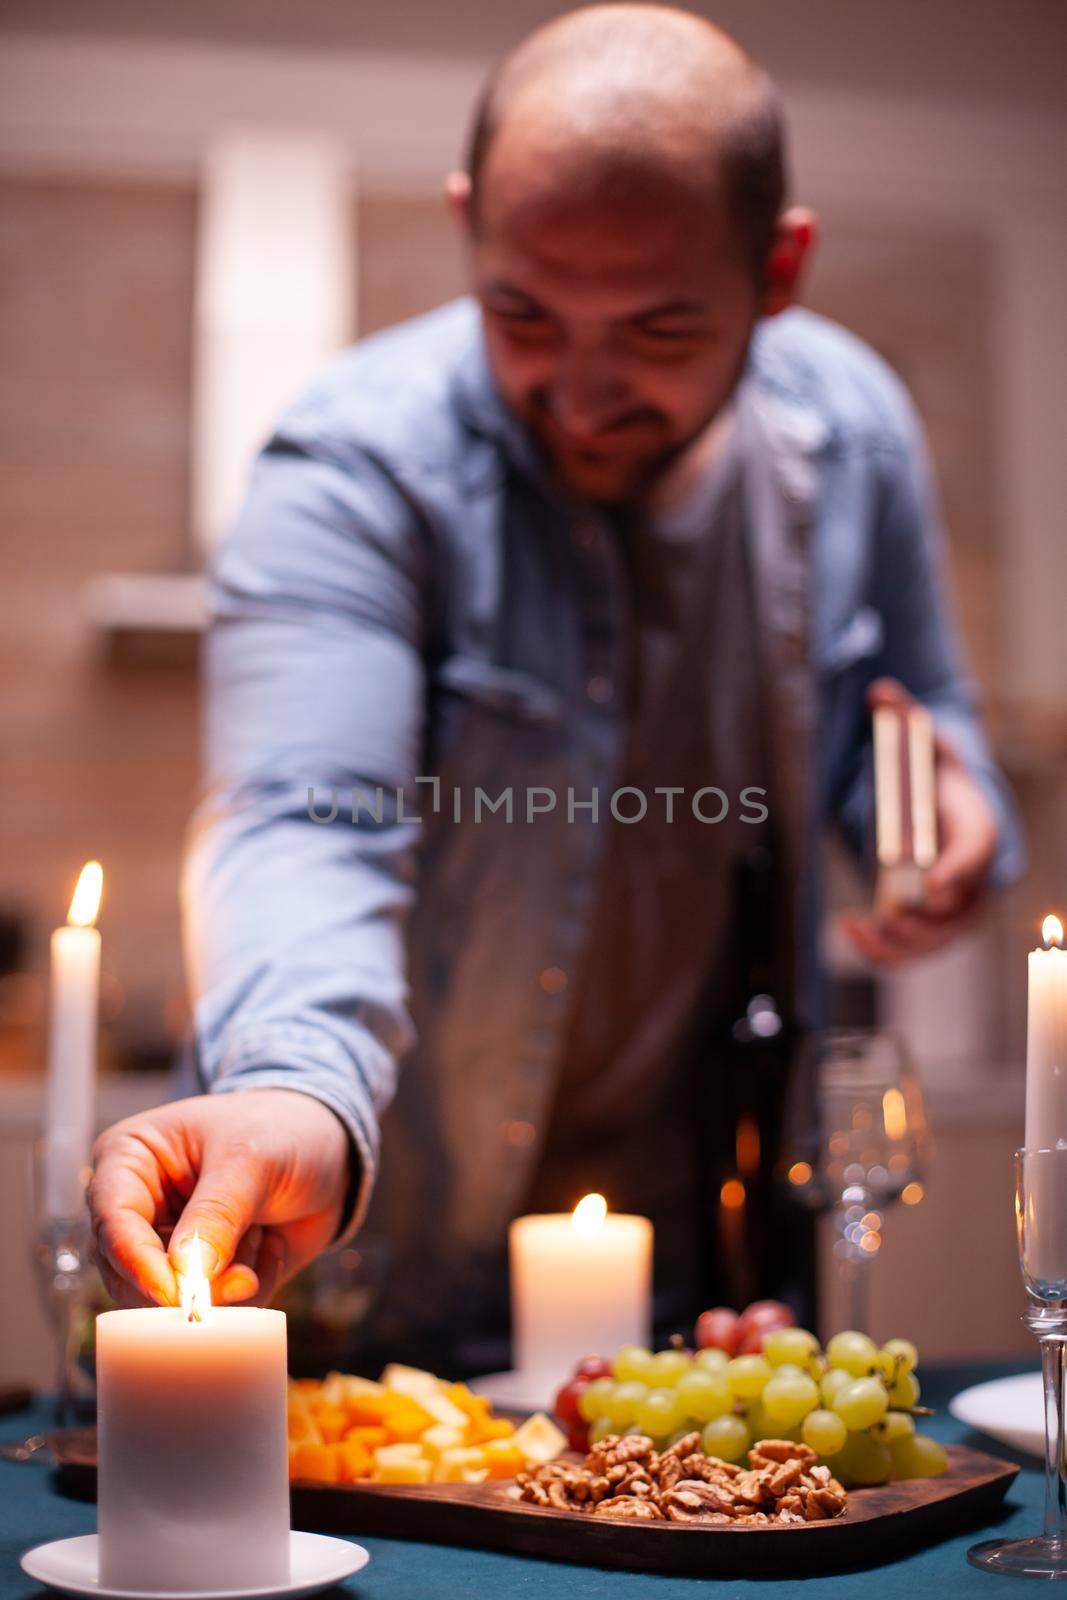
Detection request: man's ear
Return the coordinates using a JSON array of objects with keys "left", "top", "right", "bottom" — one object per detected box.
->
[
  {"left": 444, "top": 170, "right": 473, "bottom": 230},
  {"left": 759, "top": 206, "right": 818, "bottom": 318}
]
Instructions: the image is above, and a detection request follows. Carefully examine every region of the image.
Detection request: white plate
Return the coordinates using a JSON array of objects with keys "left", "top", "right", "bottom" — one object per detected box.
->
[
  {"left": 468, "top": 1369, "right": 551, "bottom": 1412},
  {"left": 20, "top": 1531, "right": 368, "bottom": 1600},
  {"left": 948, "top": 1370, "right": 1044, "bottom": 1458}
]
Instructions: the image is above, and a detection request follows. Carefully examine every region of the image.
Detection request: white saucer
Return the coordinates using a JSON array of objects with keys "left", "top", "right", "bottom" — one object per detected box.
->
[
  {"left": 468, "top": 1369, "right": 551, "bottom": 1412},
  {"left": 948, "top": 1370, "right": 1044, "bottom": 1458},
  {"left": 20, "top": 1531, "right": 368, "bottom": 1599}
]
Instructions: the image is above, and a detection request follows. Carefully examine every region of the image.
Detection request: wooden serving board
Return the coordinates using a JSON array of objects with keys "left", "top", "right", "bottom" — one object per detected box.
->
[{"left": 49, "top": 1430, "right": 1017, "bottom": 1577}]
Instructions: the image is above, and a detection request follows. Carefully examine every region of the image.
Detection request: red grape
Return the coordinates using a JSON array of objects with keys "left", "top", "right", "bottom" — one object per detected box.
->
[
  {"left": 567, "top": 1422, "right": 590, "bottom": 1453},
  {"left": 553, "top": 1376, "right": 590, "bottom": 1429},
  {"left": 572, "top": 1355, "right": 613, "bottom": 1381},
  {"left": 695, "top": 1307, "right": 742, "bottom": 1354},
  {"left": 737, "top": 1300, "right": 796, "bottom": 1340},
  {"left": 736, "top": 1324, "right": 777, "bottom": 1354}
]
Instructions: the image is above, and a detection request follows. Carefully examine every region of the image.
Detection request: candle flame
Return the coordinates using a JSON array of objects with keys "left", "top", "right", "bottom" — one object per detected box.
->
[
  {"left": 882, "top": 1086, "right": 908, "bottom": 1141},
  {"left": 571, "top": 1193, "right": 607, "bottom": 1235},
  {"left": 1043, "top": 914, "right": 1064, "bottom": 949},
  {"left": 67, "top": 861, "right": 103, "bottom": 929},
  {"left": 177, "top": 1232, "right": 212, "bottom": 1323}
]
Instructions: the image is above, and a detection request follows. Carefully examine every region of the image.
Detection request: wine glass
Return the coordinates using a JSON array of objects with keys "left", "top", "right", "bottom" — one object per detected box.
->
[
  {"left": 968, "top": 1148, "right": 1067, "bottom": 1579},
  {"left": 29, "top": 1140, "right": 98, "bottom": 1425},
  {"left": 779, "top": 1028, "right": 932, "bottom": 1334}
]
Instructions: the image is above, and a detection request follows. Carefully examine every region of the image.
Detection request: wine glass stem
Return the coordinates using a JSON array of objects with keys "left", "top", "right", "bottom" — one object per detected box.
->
[
  {"left": 848, "top": 1256, "right": 870, "bottom": 1336},
  {"left": 1039, "top": 1330, "right": 1067, "bottom": 1544},
  {"left": 54, "top": 1299, "right": 73, "bottom": 1427}
]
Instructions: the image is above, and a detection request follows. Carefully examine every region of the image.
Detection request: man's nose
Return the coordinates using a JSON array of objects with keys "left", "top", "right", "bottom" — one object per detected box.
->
[{"left": 548, "top": 349, "right": 627, "bottom": 438}]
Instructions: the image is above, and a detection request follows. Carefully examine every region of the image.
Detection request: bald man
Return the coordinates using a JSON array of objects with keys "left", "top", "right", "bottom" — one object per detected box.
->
[{"left": 90, "top": 5, "right": 1021, "bottom": 1364}]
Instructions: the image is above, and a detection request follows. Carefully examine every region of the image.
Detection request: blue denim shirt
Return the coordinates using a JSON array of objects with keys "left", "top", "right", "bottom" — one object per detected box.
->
[{"left": 184, "top": 298, "right": 1023, "bottom": 1331}]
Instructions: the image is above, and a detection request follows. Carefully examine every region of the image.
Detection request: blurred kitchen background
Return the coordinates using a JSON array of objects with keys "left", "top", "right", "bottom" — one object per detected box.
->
[{"left": 1, "top": 0, "right": 1065, "bottom": 1384}]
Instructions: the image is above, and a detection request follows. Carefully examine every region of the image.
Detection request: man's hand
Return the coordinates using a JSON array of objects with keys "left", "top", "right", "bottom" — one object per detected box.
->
[
  {"left": 89, "top": 1089, "right": 351, "bottom": 1309},
  {"left": 840, "top": 678, "right": 1000, "bottom": 967}
]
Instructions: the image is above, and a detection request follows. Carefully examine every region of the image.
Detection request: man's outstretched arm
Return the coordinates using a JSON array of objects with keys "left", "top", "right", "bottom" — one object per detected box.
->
[{"left": 91, "top": 427, "right": 429, "bottom": 1303}]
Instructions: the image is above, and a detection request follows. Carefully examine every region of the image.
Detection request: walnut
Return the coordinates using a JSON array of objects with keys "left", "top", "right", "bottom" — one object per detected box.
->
[
  {"left": 733, "top": 1470, "right": 769, "bottom": 1506},
  {"left": 587, "top": 1434, "right": 655, "bottom": 1474},
  {"left": 678, "top": 1453, "right": 741, "bottom": 1484},
  {"left": 507, "top": 1425, "right": 846, "bottom": 1527},
  {"left": 766, "top": 1459, "right": 806, "bottom": 1498},
  {"left": 749, "top": 1439, "right": 817, "bottom": 1467},
  {"left": 668, "top": 1479, "right": 738, "bottom": 1516},
  {"left": 661, "top": 1431, "right": 702, "bottom": 1460},
  {"left": 595, "top": 1495, "right": 665, "bottom": 1520},
  {"left": 810, "top": 1483, "right": 848, "bottom": 1517}
]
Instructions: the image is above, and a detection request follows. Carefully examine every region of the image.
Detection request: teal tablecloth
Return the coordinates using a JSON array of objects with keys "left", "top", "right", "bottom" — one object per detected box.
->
[{"left": 1, "top": 1364, "right": 1048, "bottom": 1598}]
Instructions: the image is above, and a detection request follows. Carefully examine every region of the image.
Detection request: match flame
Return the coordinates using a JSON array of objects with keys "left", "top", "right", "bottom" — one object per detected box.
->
[
  {"left": 571, "top": 1193, "right": 607, "bottom": 1235},
  {"left": 1042, "top": 914, "right": 1063, "bottom": 949},
  {"left": 177, "top": 1232, "right": 212, "bottom": 1323},
  {"left": 67, "top": 861, "right": 103, "bottom": 928}
]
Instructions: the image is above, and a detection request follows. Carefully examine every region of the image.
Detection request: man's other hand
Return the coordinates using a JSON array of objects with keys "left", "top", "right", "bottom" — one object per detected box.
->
[
  {"left": 840, "top": 678, "right": 999, "bottom": 967},
  {"left": 89, "top": 1089, "right": 351, "bottom": 1309}
]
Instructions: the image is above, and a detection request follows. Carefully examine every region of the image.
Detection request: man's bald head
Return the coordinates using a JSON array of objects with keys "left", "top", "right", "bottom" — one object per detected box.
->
[{"left": 465, "top": 4, "right": 787, "bottom": 280}]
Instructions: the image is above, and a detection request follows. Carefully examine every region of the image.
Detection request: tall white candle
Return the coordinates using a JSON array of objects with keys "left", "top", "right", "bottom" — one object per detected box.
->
[
  {"left": 1025, "top": 914, "right": 1067, "bottom": 1152},
  {"left": 509, "top": 1194, "right": 652, "bottom": 1385},
  {"left": 96, "top": 1248, "right": 290, "bottom": 1594},
  {"left": 43, "top": 862, "right": 102, "bottom": 1220}
]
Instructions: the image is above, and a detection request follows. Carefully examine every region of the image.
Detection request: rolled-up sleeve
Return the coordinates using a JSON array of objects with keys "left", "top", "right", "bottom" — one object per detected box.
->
[{"left": 181, "top": 426, "right": 429, "bottom": 1236}]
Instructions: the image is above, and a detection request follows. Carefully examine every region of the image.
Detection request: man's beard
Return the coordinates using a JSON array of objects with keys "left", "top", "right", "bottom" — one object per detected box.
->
[{"left": 527, "top": 347, "right": 753, "bottom": 508}]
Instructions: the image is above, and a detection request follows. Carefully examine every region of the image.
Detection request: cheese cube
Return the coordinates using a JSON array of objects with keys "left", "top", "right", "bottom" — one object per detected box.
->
[
  {"left": 420, "top": 1424, "right": 467, "bottom": 1462},
  {"left": 375, "top": 1456, "right": 433, "bottom": 1485},
  {"left": 417, "top": 1391, "right": 472, "bottom": 1433},
  {"left": 434, "top": 1446, "right": 490, "bottom": 1484},
  {"left": 320, "top": 1370, "right": 384, "bottom": 1407},
  {"left": 511, "top": 1413, "right": 567, "bottom": 1465},
  {"left": 380, "top": 1363, "right": 441, "bottom": 1400},
  {"left": 373, "top": 1442, "right": 424, "bottom": 1468}
]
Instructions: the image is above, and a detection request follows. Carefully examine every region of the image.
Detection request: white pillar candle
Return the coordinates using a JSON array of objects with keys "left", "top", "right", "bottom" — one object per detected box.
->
[
  {"left": 509, "top": 1194, "right": 652, "bottom": 1384},
  {"left": 1025, "top": 914, "right": 1067, "bottom": 1152},
  {"left": 43, "top": 862, "right": 102, "bottom": 1220},
  {"left": 96, "top": 1259, "right": 290, "bottom": 1594}
]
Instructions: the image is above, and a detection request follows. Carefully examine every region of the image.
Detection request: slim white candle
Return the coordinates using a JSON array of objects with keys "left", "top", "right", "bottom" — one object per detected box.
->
[
  {"left": 43, "top": 862, "right": 102, "bottom": 1219},
  {"left": 1025, "top": 914, "right": 1067, "bottom": 1153},
  {"left": 96, "top": 1247, "right": 290, "bottom": 1594},
  {"left": 509, "top": 1194, "right": 652, "bottom": 1385}
]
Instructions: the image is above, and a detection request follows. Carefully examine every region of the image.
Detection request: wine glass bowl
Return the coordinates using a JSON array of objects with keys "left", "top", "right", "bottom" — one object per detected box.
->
[{"left": 779, "top": 1028, "right": 932, "bottom": 1330}]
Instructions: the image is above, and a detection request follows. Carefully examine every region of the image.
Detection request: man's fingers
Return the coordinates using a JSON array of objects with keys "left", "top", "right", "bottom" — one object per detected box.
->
[
  {"left": 169, "top": 1148, "right": 268, "bottom": 1283},
  {"left": 840, "top": 913, "right": 909, "bottom": 967},
  {"left": 98, "top": 1259, "right": 159, "bottom": 1310},
  {"left": 866, "top": 676, "right": 913, "bottom": 713},
  {"left": 215, "top": 1264, "right": 261, "bottom": 1304},
  {"left": 89, "top": 1133, "right": 179, "bottom": 1306},
  {"left": 214, "top": 1225, "right": 263, "bottom": 1304},
  {"left": 249, "top": 1232, "right": 290, "bottom": 1308}
]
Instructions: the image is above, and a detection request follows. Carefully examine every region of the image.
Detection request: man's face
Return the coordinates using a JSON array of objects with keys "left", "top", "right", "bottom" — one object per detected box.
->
[{"left": 467, "top": 169, "right": 761, "bottom": 504}]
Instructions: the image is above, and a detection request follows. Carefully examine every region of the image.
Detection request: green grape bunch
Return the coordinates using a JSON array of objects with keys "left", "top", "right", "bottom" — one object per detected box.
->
[{"left": 557, "top": 1318, "right": 948, "bottom": 1490}]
